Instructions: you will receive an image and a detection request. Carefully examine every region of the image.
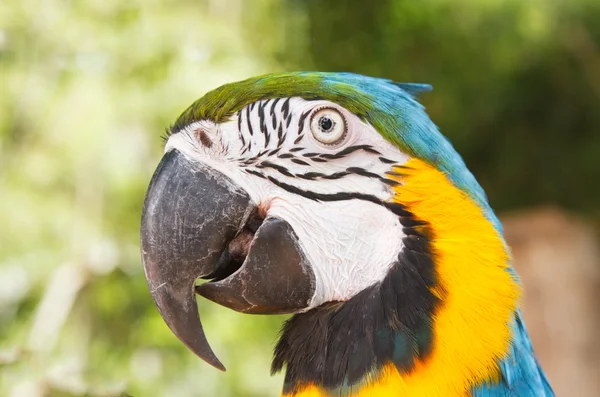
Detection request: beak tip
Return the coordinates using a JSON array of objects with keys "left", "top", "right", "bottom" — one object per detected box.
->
[
  {"left": 215, "top": 362, "right": 227, "bottom": 372},
  {"left": 195, "top": 349, "right": 226, "bottom": 371}
]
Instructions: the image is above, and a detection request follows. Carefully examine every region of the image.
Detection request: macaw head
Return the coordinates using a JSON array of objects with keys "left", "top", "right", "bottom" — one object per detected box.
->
[{"left": 140, "top": 73, "right": 549, "bottom": 396}]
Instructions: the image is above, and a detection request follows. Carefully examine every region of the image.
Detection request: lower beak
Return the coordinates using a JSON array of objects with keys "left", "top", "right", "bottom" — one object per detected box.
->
[{"left": 140, "top": 150, "right": 315, "bottom": 370}]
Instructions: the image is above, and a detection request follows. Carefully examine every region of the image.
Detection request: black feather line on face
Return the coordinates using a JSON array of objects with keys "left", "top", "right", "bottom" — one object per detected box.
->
[
  {"left": 290, "top": 145, "right": 383, "bottom": 161},
  {"left": 272, "top": 206, "right": 440, "bottom": 394},
  {"left": 296, "top": 171, "right": 350, "bottom": 180},
  {"left": 346, "top": 167, "right": 399, "bottom": 186},
  {"left": 379, "top": 156, "right": 396, "bottom": 164},
  {"left": 264, "top": 176, "right": 384, "bottom": 205},
  {"left": 245, "top": 169, "right": 266, "bottom": 179},
  {"left": 291, "top": 158, "right": 310, "bottom": 166},
  {"left": 246, "top": 106, "right": 254, "bottom": 136},
  {"left": 297, "top": 110, "right": 310, "bottom": 136},
  {"left": 237, "top": 109, "right": 246, "bottom": 148},
  {"left": 277, "top": 123, "right": 284, "bottom": 147},
  {"left": 258, "top": 161, "right": 295, "bottom": 177},
  {"left": 271, "top": 98, "right": 281, "bottom": 131},
  {"left": 270, "top": 98, "right": 281, "bottom": 118},
  {"left": 247, "top": 162, "right": 397, "bottom": 191},
  {"left": 281, "top": 97, "right": 291, "bottom": 120},
  {"left": 268, "top": 147, "right": 282, "bottom": 156},
  {"left": 259, "top": 100, "right": 270, "bottom": 146},
  {"left": 333, "top": 144, "right": 381, "bottom": 157}
]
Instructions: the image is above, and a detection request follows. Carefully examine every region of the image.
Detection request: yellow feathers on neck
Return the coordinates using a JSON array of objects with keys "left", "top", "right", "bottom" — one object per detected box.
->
[{"left": 284, "top": 159, "right": 520, "bottom": 397}]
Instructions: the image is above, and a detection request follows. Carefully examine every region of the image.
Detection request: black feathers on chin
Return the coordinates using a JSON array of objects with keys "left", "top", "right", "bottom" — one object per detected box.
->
[{"left": 272, "top": 204, "right": 441, "bottom": 394}]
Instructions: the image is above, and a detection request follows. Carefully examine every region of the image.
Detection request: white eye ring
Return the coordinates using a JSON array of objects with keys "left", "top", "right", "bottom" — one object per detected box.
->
[{"left": 309, "top": 107, "right": 347, "bottom": 145}]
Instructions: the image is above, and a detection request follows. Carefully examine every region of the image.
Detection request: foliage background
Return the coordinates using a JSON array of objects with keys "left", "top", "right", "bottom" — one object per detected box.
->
[{"left": 0, "top": 0, "right": 598, "bottom": 396}]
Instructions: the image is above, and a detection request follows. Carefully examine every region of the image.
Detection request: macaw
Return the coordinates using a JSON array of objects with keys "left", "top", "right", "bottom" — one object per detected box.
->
[{"left": 140, "top": 72, "right": 554, "bottom": 396}]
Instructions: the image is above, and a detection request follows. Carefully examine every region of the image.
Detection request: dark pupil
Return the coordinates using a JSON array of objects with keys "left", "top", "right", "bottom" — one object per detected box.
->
[{"left": 319, "top": 117, "right": 334, "bottom": 132}]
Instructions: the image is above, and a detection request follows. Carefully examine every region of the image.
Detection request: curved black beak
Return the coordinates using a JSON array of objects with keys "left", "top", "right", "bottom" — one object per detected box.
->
[
  {"left": 140, "top": 150, "right": 252, "bottom": 370},
  {"left": 140, "top": 149, "right": 316, "bottom": 370}
]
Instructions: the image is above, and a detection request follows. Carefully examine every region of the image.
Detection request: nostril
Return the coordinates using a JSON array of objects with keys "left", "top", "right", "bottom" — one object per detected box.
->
[{"left": 194, "top": 127, "right": 213, "bottom": 148}]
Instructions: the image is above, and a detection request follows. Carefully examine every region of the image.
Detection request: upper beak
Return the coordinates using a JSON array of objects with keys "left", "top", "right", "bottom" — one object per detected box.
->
[{"left": 140, "top": 149, "right": 315, "bottom": 370}]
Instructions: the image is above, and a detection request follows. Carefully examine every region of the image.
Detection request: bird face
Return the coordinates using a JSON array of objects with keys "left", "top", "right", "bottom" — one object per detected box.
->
[
  {"left": 167, "top": 98, "right": 412, "bottom": 303},
  {"left": 142, "top": 93, "right": 413, "bottom": 369}
]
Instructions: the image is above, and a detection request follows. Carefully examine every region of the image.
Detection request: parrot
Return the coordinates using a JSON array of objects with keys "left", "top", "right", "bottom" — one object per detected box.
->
[{"left": 140, "top": 72, "right": 554, "bottom": 397}]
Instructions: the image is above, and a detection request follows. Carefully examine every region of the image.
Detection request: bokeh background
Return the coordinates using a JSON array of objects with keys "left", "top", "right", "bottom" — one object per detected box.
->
[{"left": 1, "top": 0, "right": 599, "bottom": 396}]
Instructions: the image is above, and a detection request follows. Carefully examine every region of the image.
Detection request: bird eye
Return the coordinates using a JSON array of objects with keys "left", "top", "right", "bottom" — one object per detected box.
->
[{"left": 310, "top": 108, "right": 347, "bottom": 145}]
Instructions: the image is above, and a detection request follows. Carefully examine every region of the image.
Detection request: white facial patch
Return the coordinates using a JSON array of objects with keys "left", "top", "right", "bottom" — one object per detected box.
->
[{"left": 165, "top": 98, "right": 410, "bottom": 308}]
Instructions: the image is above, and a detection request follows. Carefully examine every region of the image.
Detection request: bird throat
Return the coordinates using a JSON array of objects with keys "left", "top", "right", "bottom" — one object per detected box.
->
[
  {"left": 273, "top": 159, "right": 520, "bottom": 397},
  {"left": 272, "top": 201, "right": 440, "bottom": 396}
]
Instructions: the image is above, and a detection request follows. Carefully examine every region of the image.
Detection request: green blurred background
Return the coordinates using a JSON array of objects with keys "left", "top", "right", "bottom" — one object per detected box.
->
[{"left": 1, "top": 0, "right": 598, "bottom": 396}]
